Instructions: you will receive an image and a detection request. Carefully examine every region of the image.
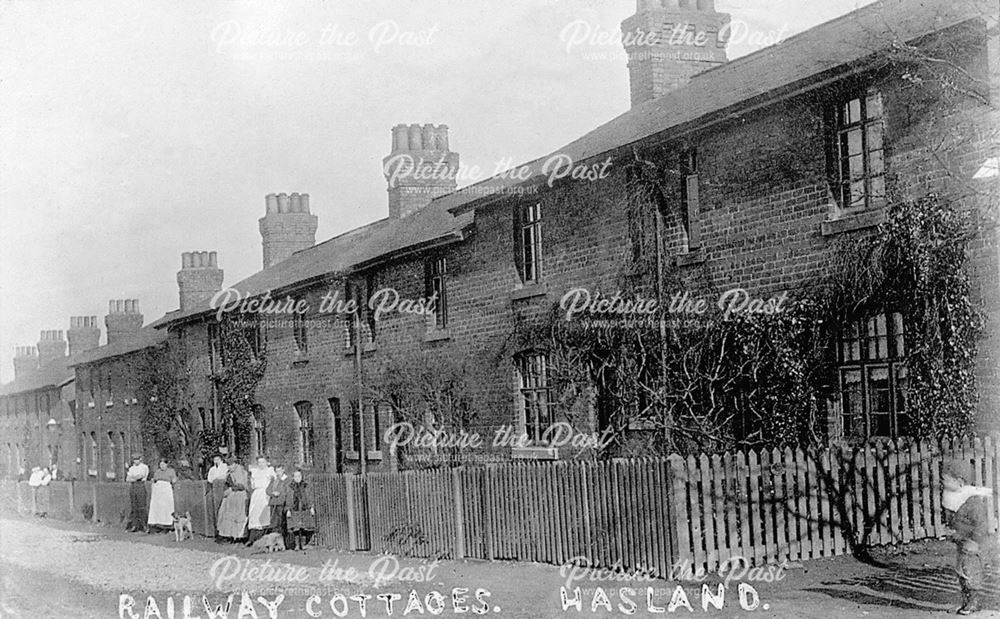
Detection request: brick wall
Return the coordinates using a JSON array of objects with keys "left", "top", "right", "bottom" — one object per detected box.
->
[
  {"left": 152, "top": 20, "right": 998, "bottom": 468},
  {"left": 73, "top": 354, "right": 144, "bottom": 481}
]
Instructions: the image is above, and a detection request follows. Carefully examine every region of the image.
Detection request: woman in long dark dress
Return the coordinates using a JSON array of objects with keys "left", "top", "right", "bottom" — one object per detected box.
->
[
  {"left": 215, "top": 459, "right": 249, "bottom": 541},
  {"left": 286, "top": 469, "right": 315, "bottom": 550}
]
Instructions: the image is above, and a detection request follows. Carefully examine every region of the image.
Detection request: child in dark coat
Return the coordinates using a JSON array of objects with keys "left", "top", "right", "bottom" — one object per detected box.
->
[
  {"left": 941, "top": 459, "right": 994, "bottom": 615},
  {"left": 286, "top": 469, "right": 315, "bottom": 551}
]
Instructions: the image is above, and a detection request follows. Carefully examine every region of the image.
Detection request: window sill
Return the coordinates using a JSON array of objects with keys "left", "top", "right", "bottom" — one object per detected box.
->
[
  {"left": 675, "top": 248, "right": 705, "bottom": 267},
  {"left": 345, "top": 450, "right": 383, "bottom": 461},
  {"left": 291, "top": 358, "right": 310, "bottom": 368},
  {"left": 511, "top": 445, "right": 559, "bottom": 460},
  {"left": 510, "top": 282, "right": 548, "bottom": 301},
  {"left": 821, "top": 208, "right": 885, "bottom": 236},
  {"left": 424, "top": 328, "right": 451, "bottom": 343},
  {"left": 627, "top": 419, "right": 658, "bottom": 430},
  {"left": 343, "top": 342, "right": 378, "bottom": 357}
]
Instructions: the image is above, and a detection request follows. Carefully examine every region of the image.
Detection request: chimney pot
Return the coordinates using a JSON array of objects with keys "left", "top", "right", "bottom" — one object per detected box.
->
[
  {"left": 408, "top": 124, "right": 423, "bottom": 150},
  {"left": 177, "top": 251, "right": 224, "bottom": 311},
  {"left": 392, "top": 125, "right": 409, "bottom": 152},
  {"left": 384, "top": 123, "right": 460, "bottom": 219},
  {"left": 106, "top": 299, "right": 143, "bottom": 346},
  {"left": 258, "top": 192, "right": 318, "bottom": 268},
  {"left": 37, "top": 328, "right": 67, "bottom": 366},
  {"left": 622, "top": 0, "right": 729, "bottom": 106},
  {"left": 68, "top": 315, "right": 101, "bottom": 356}
]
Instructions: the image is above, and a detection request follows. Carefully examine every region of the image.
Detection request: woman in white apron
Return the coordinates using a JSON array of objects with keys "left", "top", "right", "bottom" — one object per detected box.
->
[
  {"left": 147, "top": 459, "right": 177, "bottom": 531},
  {"left": 246, "top": 456, "right": 275, "bottom": 545}
]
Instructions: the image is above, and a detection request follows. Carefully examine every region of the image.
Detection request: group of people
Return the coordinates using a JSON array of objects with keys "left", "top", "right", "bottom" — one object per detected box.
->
[
  {"left": 124, "top": 454, "right": 180, "bottom": 532},
  {"left": 208, "top": 454, "right": 315, "bottom": 550},
  {"left": 123, "top": 452, "right": 315, "bottom": 550},
  {"left": 26, "top": 465, "right": 53, "bottom": 516}
]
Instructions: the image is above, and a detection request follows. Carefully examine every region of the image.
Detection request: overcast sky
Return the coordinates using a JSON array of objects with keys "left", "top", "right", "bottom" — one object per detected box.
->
[{"left": 0, "top": 0, "right": 876, "bottom": 382}]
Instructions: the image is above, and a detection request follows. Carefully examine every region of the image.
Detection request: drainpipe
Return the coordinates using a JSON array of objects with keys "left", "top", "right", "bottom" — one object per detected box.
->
[{"left": 354, "top": 307, "right": 367, "bottom": 475}]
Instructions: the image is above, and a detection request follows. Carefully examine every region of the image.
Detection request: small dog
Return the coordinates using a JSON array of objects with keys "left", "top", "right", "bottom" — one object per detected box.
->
[
  {"left": 173, "top": 511, "right": 193, "bottom": 542},
  {"left": 251, "top": 532, "right": 286, "bottom": 554}
]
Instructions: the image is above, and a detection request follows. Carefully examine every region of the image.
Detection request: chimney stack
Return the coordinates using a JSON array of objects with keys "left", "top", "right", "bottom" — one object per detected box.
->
[
  {"left": 13, "top": 346, "right": 38, "bottom": 381},
  {"left": 68, "top": 316, "right": 101, "bottom": 356},
  {"left": 259, "top": 193, "right": 318, "bottom": 269},
  {"left": 105, "top": 299, "right": 143, "bottom": 346},
  {"left": 36, "top": 330, "right": 67, "bottom": 366},
  {"left": 383, "top": 123, "right": 459, "bottom": 219},
  {"left": 621, "top": 0, "right": 730, "bottom": 107},
  {"left": 177, "top": 251, "right": 224, "bottom": 311}
]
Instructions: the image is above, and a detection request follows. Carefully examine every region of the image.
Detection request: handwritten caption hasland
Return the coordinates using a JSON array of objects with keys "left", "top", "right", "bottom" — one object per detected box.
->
[{"left": 558, "top": 555, "right": 785, "bottom": 614}]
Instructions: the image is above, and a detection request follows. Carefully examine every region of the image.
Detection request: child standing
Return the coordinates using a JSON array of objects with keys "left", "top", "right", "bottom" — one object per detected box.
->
[{"left": 941, "top": 459, "right": 994, "bottom": 615}]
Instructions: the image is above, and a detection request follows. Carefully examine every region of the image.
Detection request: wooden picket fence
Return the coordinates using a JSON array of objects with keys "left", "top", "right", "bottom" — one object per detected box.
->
[
  {"left": 666, "top": 436, "right": 999, "bottom": 572},
  {"left": 3, "top": 436, "right": 998, "bottom": 576},
  {"left": 315, "top": 435, "right": 999, "bottom": 576}
]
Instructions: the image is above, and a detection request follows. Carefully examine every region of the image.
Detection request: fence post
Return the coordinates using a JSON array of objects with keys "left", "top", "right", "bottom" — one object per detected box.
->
[
  {"left": 345, "top": 474, "right": 358, "bottom": 551},
  {"left": 453, "top": 468, "right": 466, "bottom": 559},
  {"left": 200, "top": 481, "right": 212, "bottom": 537}
]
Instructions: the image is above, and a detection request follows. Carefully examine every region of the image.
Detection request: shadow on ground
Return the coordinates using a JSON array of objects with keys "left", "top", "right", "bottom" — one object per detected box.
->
[{"left": 807, "top": 562, "right": 1000, "bottom": 615}]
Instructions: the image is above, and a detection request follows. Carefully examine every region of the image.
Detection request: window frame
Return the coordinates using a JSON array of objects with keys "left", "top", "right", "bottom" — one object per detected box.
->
[
  {"left": 838, "top": 311, "right": 908, "bottom": 441},
  {"left": 516, "top": 203, "right": 543, "bottom": 284},
  {"left": 516, "top": 351, "right": 553, "bottom": 444},
  {"left": 426, "top": 256, "right": 448, "bottom": 329},
  {"left": 294, "top": 401, "right": 314, "bottom": 466},
  {"left": 833, "top": 89, "right": 886, "bottom": 213},
  {"left": 292, "top": 305, "right": 308, "bottom": 354},
  {"left": 679, "top": 148, "right": 701, "bottom": 251}
]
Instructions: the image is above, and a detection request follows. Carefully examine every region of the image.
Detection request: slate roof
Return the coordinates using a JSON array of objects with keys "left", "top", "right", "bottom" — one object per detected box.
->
[
  {"left": 65, "top": 326, "right": 169, "bottom": 368},
  {"left": 0, "top": 356, "right": 72, "bottom": 396},
  {"left": 153, "top": 199, "right": 473, "bottom": 327},
  {"left": 152, "top": 0, "right": 986, "bottom": 329},
  {"left": 439, "top": 0, "right": 988, "bottom": 214}
]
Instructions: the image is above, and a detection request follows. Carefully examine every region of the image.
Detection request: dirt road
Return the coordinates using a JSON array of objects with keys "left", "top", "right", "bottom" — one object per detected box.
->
[{"left": 1, "top": 516, "right": 996, "bottom": 618}]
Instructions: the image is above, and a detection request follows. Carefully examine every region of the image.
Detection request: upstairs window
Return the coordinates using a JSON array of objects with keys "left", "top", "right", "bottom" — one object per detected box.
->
[
  {"left": 208, "top": 322, "right": 220, "bottom": 370},
  {"left": 835, "top": 90, "right": 886, "bottom": 212},
  {"left": 516, "top": 352, "right": 553, "bottom": 443},
  {"left": 295, "top": 401, "right": 314, "bottom": 465},
  {"left": 425, "top": 256, "right": 448, "bottom": 329},
  {"left": 243, "top": 319, "right": 264, "bottom": 358},
  {"left": 679, "top": 148, "right": 701, "bottom": 251},
  {"left": 292, "top": 305, "right": 308, "bottom": 354},
  {"left": 345, "top": 280, "right": 375, "bottom": 347},
  {"left": 365, "top": 274, "right": 377, "bottom": 342},
  {"left": 839, "top": 311, "right": 908, "bottom": 441},
  {"left": 515, "top": 203, "right": 543, "bottom": 283}
]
